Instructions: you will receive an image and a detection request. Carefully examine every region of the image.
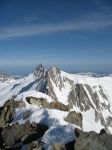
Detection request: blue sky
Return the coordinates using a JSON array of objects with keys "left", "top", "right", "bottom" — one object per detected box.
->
[{"left": 0, "top": 0, "right": 112, "bottom": 75}]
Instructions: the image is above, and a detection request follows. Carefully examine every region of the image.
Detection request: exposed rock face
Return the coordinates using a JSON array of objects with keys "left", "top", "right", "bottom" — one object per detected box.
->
[
  {"left": 49, "top": 141, "right": 76, "bottom": 150},
  {"left": 22, "top": 141, "right": 43, "bottom": 150},
  {"left": 0, "top": 98, "right": 48, "bottom": 150},
  {"left": 0, "top": 100, "right": 14, "bottom": 127},
  {"left": 33, "top": 64, "right": 48, "bottom": 93},
  {"left": 26, "top": 96, "right": 69, "bottom": 111},
  {"left": 74, "top": 129, "right": 112, "bottom": 150},
  {"left": 47, "top": 66, "right": 62, "bottom": 101},
  {"left": 1, "top": 121, "right": 48, "bottom": 149},
  {"left": 33, "top": 64, "right": 46, "bottom": 77},
  {"left": 49, "top": 143, "right": 66, "bottom": 150},
  {"left": 0, "top": 98, "right": 25, "bottom": 127},
  {"left": 68, "top": 84, "right": 109, "bottom": 112},
  {"left": 50, "top": 101, "right": 70, "bottom": 111},
  {"left": 26, "top": 96, "right": 44, "bottom": 107},
  {"left": 65, "top": 111, "right": 82, "bottom": 128},
  {"left": 68, "top": 84, "right": 93, "bottom": 111}
]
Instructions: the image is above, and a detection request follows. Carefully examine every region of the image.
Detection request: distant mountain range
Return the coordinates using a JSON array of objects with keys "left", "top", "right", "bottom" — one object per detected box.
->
[
  {"left": 0, "top": 71, "right": 9, "bottom": 81},
  {"left": 76, "top": 72, "right": 112, "bottom": 77}
]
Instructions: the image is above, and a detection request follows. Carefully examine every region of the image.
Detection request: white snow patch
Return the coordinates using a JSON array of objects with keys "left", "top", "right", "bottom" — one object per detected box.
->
[
  {"left": 16, "top": 91, "right": 54, "bottom": 103},
  {"left": 82, "top": 108, "right": 104, "bottom": 133},
  {"left": 42, "top": 124, "right": 76, "bottom": 150}
]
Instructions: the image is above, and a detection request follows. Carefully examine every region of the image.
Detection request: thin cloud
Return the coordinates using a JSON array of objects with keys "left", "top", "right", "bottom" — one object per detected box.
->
[
  {"left": 82, "top": 48, "right": 110, "bottom": 54},
  {"left": 0, "top": 54, "right": 54, "bottom": 66},
  {"left": 0, "top": 18, "right": 112, "bottom": 39},
  {"left": 0, "top": 53, "right": 67, "bottom": 66}
]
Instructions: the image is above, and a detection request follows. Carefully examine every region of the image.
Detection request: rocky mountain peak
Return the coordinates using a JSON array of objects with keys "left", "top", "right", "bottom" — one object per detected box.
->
[
  {"left": 48, "top": 66, "right": 61, "bottom": 76},
  {"left": 33, "top": 64, "right": 46, "bottom": 77}
]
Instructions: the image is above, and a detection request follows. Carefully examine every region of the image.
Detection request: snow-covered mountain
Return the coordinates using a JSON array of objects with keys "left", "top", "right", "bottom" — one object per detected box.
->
[
  {"left": 0, "top": 71, "right": 14, "bottom": 82},
  {"left": 47, "top": 66, "right": 112, "bottom": 133},
  {"left": 76, "top": 72, "right": 110, "bottom": 77},
  {"left": 0, "top": 64, "right": 112, "bottom": 134}
]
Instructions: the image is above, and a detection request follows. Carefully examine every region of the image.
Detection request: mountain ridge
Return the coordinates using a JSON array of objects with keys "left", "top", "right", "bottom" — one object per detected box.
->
[{"left": 0, "top": 64, "right": 112, "bottom": 134}]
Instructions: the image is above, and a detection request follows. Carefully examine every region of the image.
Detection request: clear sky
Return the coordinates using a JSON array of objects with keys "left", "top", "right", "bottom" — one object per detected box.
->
[{"left": 0, "top": 0, "right": 112, "bottom": 75}]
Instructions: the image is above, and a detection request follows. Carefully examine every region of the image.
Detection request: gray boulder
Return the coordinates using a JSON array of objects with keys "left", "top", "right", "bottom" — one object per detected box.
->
[
  {"left": 65, "top": 111, "right": 82, "bottom": 128},
  {"left": 75, "top": 129, "right": 112, "bottom": 150},
  {"left": 26, "top": 96, "right": 69, "bottom": 111},
  {"left": 49, "top": 143, "right": 66, "bottom": 150},
  {"left": 1, "top": 121, "right": 48, "bottom": 149},
  {"left": 0, "top": 98, "right": 26, "bottom": 127},
  {"left": 22, "top": 141, "right": 43, "bottom": 150}
]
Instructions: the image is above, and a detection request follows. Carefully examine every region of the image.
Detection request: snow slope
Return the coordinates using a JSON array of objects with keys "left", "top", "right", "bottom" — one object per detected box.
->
[
  {"left": 0, "top": 72, "right": 46, "bottom": 106},
  {"left": 12, "top": 91, "right": 105, "bottom": 149},
  {"left": 46, "top": 67, "right": 112, "bottom": 133},
  {"left": 53, "top": 70, "right": 112, "bottom": 106},
  {"left": 13, "top": 91, "right": 79, "bottom": 149},
  {"left": 0, "top": 65, "right": 112, "bottom": 136}
]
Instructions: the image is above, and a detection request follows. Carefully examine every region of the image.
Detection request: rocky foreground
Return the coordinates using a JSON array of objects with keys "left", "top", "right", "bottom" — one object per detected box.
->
[{"left": 0, "top": 97, "right": 112, "bottom": 150}]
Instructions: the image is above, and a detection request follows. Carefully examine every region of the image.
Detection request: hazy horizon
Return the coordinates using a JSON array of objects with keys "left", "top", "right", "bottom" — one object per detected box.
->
[{"left": 0, "top": 64, "right": 112, "bottom": 76}]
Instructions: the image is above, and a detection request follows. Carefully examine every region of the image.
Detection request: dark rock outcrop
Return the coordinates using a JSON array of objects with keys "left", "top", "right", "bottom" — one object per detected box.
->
[
  {"left": 74, "top": 129, "right": 112, "bottom": 150},
  {"left": 33, "top": 64, "right": 46, "bottom": 77},
  {"left": 49, "top": 143, "right": 66, "bottom": 150},
  {"left": 1, "top": 121, "right": 48, "bottom": 149},
  {"left": 21, "top": 141, "right": 43, "bottom": 150},
  {"left": 65, "top": 111, "right": 82, "bottom": 128},
  {"left": 50, "top": 101, "right": 70, "bottom": 111},
  {"left": 49, "top": 140, "right": 75, "bottom": 150},
  {"left": 0, "top": 98, "right": 25, "bottom": 127},
  {"left": 65, "top": 140, "right": 75, "bottom": 150},
  {"left": 26, "top": 96, "right": 69, "bottom": 111}
]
